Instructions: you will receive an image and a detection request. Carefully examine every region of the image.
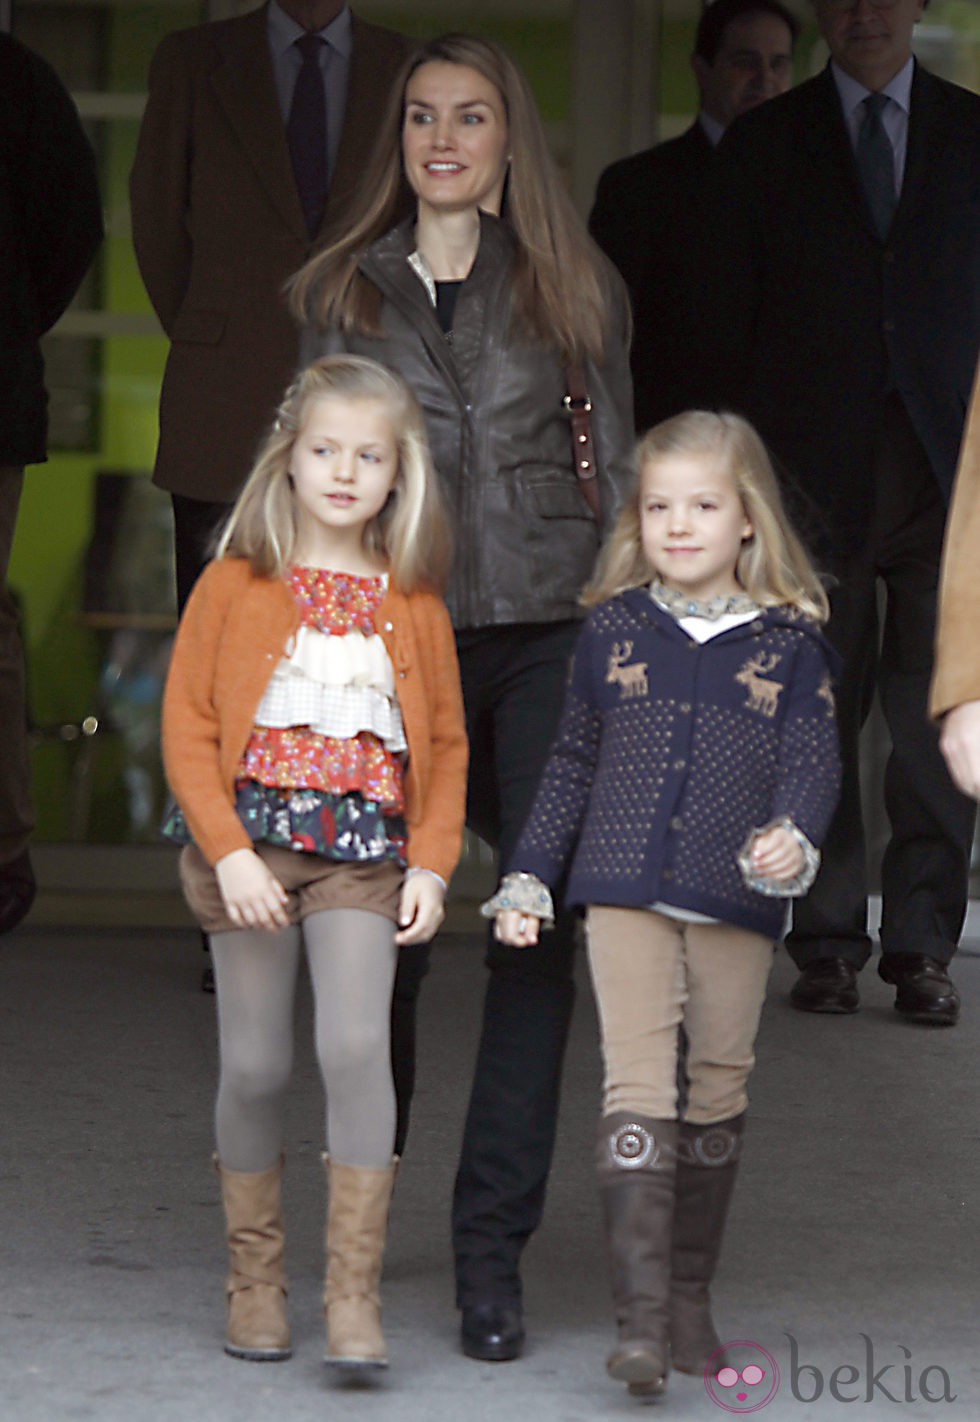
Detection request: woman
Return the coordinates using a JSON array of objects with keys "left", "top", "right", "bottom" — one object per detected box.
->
[{"left": 292, "top": 33, "right": 634, "bottom": 1363}]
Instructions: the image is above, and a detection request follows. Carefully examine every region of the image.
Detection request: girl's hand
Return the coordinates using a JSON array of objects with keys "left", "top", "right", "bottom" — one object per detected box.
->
[
  {"left": 214, "top": 848, "right": 290, "bottom": 931},
  {"left": 750, "top": 825, "right": 804, "bottom": 883},
  {"left": 494, "top": 909, "right": 540, "bottom": 947},
  {"left": 395, "top": 871, "right": 445, "bottom": 946}
]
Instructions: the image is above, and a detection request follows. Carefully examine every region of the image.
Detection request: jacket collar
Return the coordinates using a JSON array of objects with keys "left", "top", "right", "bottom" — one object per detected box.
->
[
  {"left": 359, "top": 210, "right": 517, "bottom": 398},
  {"left": 360, "top": 209, "right": 516, "bottom": 296}
]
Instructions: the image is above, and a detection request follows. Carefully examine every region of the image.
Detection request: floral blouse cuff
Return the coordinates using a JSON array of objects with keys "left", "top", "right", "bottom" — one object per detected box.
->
[
  {"left": 737, "top": 817, "right": 821, "bottom": 898},
  {"left": 480, "top": 872, "right": 555, "bottom": 926}
]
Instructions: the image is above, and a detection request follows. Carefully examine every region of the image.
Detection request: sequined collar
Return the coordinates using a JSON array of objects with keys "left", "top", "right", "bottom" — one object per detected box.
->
[{"left": 648, "top": 580, "right": 759, "bottom": 621}]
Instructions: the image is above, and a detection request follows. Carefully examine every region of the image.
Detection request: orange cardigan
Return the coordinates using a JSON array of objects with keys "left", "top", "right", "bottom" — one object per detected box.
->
[{"left": 162, "top": 558, "right": 468, "bottom": 883}]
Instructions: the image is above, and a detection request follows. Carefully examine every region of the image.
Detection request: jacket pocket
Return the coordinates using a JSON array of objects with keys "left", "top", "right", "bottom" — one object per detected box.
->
[
  {"left": 172, "top": 309, "right": 227, "bottom": 345},
  {"left": 525, "top": 481, "right": 594, "bottom": 521}
]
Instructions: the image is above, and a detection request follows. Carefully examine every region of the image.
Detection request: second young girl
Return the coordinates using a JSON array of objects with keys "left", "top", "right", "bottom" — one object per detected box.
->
[
  {"left": 162, "top": 355, "right": 467, "bottom": 1371},
  {"left": 484, "top": 410, "right": 841, "bottom": 1397}
]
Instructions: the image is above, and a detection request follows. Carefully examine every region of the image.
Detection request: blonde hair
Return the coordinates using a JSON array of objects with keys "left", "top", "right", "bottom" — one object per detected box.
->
[
  {"left": 215, "top": 355, "right": 451, "bottom": 593},
  {"left": 583, "top": 410, "right": 829, "bottom": 622},
  {"left": 289, "top": 34, "right": 613, "bottom": 366}
]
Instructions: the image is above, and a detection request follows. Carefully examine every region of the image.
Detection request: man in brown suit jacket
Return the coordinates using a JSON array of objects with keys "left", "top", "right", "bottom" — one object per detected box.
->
[
  {"left": 932, "top": 363, "right": 980, "bottom": 800},
  {"left": 130, "top": 1, "right": 410, "bottom": 609}
]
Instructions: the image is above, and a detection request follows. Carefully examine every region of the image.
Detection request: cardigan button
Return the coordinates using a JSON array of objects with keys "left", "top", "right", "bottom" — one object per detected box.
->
[
  {"left": 662, "top": 868, "right": 675, "bottom": 882},
  {"left": 673, "top": 758, "right": 686, "bottom": 771},
  {"left": 670, "top": 816, "right": 683, "bottom": 832},
  {"left": 679, "top": 702, "right": 691, "bottom": 714}
]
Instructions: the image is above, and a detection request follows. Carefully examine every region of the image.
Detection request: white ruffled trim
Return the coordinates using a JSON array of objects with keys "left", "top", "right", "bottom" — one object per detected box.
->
[
  {"left": 286, "top": 626, "right": 396, "bottom": 693},
  {"left": 253, "top": 626, "right": 407, "bottom": 751}
]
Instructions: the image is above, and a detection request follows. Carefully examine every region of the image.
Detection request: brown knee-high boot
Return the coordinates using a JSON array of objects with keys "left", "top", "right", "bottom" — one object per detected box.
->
[
  {"left": 596, "top": 1113, "right": 678, "bottom": 1396},
  {"left": 670, "top": 1115, "right": 745, "bottom": 1376},
  {"left": 323, "top": 1155, "right": 398, "bottom": 1369},
  {"left": 214, "top": 1155, "right": 291, "bottom": 1362}
]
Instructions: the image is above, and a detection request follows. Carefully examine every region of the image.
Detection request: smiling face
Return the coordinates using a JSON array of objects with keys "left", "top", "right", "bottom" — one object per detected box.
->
[
  {"left": 289, "top": 395, "right": 399, "bottom": 561},
  {"left": 640, "top": 452, "right": 754, "bottom": 601},
  {"left": 402, "top": 61, "right": 510, "bottom": 219},
  {"left": 694, "top": 11, "right": 795, "bottom": 129},
  {"left": 815, "top": 0, "right": 923, "bottom": 90}
]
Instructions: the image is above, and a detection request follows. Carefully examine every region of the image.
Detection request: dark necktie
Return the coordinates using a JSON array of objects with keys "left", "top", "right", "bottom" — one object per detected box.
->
[
  {"left": 855, "top": 92, "right": 897, "bottom": 241},
  {"left": 287, "top": 33, "right": 328, "bottom": 238}
]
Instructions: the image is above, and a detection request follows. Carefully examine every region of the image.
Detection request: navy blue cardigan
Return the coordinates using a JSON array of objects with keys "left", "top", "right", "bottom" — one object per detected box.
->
[{"left": 509, "top": 590, "right": 841, "bottom": 939}]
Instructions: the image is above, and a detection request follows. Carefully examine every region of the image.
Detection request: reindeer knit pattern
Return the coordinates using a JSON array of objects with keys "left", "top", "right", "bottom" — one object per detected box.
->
[{"left": 508, "top": 589, "right": 841, "bottom": 939}]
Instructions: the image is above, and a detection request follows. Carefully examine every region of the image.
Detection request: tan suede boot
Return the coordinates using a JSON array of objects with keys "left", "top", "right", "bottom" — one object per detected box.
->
[
  {"left": 596, "top": 1114, "right": 677, "bottom": 1397},
  {"left": 322, "top": 1155, "right": 397, "bottom": 1369},
  {"left": 214, "top": 1155, "right": 291, "bottom": 1362},
  {"left": 670, "top": 1116, "right": 744, "bottom": 1377}
]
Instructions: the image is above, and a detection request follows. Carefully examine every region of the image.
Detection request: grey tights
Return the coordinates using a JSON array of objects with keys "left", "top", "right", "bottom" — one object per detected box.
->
[{"left": 210, "top": 908, "right": 398, "bottom": 1172}]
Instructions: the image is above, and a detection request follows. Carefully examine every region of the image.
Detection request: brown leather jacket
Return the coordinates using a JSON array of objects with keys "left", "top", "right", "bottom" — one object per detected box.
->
[{"left": 307, "top": 212, "right": 635, "bottom": 630}]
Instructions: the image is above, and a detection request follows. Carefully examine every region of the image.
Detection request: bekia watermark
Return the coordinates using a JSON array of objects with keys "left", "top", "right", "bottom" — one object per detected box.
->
[{"left": 704, "top": 1334, "right": 956, "bottom": 1411}]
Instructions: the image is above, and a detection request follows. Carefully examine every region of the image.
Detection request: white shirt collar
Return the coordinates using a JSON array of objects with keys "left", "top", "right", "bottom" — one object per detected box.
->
[
  {"left": 698, "top": 110, "right": 726, "bottom": 149},
  {"left": 831, "top": 55, "right": 914, "bottom": 123}
]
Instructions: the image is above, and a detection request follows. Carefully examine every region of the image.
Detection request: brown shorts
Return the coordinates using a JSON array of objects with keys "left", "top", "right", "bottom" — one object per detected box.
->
[{"left": 180, "top": 843, "right": 404, "bottom": 935}]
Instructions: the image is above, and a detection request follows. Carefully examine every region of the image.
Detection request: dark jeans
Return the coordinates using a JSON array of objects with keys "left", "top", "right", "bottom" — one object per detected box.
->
[
  {"left": 450, "top": 620, "right": 581, "bottom": 1309},
  {"left": 787, "top": 397, "right": 976, "bottom": 971}
]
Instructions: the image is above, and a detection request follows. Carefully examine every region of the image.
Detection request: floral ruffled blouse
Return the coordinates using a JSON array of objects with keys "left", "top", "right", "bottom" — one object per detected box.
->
[{"left": 164, "top": 567, "right": 408, "bottom": 862}]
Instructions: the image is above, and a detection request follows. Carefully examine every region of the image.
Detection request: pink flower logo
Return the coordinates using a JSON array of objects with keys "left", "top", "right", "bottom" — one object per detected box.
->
[{"left": 705, "top": 1341, "right": 780, "bottom": 1412}]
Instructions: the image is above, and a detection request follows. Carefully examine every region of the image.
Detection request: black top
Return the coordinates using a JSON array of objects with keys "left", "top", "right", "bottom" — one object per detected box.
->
[{"left": 434, "top": 279, "right": 462, "bottom": 334}]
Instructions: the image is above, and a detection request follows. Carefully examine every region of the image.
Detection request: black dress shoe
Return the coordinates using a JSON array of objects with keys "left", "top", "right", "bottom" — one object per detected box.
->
[
  {"left": 460, "top": 1304, "right": 525, "bottom": 1362},
  {"left": 878, "top": 954, "right": 960, "bottom": 1026},
  {"left": 789, "top": 957, "right": 860, "bottom": 1014},
  {"left": 0, "top": 849, "right": 35, "bottom": 936}
]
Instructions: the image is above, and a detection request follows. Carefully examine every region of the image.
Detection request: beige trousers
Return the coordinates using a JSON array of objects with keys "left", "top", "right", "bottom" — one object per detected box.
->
[{"left": 586, "top": 906, "right": 774, "bottom": 1125}]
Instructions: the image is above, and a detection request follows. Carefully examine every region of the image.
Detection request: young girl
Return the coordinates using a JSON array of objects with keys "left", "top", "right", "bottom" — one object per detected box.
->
[
  {"left": 161, "top": 355, "right": 467, "bottom": 1372},
  {"left": 484, "top": 411, "right": 841, "bottom": 1397}
]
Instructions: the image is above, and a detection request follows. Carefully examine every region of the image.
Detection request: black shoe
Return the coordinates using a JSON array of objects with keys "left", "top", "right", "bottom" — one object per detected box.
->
[
  {"left": 460, "top": 1304, "right": 524, "bottom": 1362},
  {"left": 789, "top": 957, "right": 860, "bottom": 1014},
  {"left": 0, "top": 849, "right": 35, "bottom": 936},
  {"left": 878, "top": 954, "right": 960, "bottom": 1026}
]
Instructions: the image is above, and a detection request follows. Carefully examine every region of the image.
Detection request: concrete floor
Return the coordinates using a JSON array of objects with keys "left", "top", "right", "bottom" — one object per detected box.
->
[{"left": 2, "top": 917, "right": 978, "bottom": 1422}]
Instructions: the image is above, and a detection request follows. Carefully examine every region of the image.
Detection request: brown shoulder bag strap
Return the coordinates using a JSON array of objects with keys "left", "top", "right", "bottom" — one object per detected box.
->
[{"left": 564, "top": 363, "right": 601, "bottom": 528}]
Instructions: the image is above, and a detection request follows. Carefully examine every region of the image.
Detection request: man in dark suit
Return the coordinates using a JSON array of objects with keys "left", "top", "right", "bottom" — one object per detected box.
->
[
  {"left": 0, "top": 33, "right": 103, "bottom": 934},
  {"left": 705, "top": 0, "right": 980, "bottom": 1023},
  {"left": 589, "top": 0, "right": 798, "bottom": 432},
  {"left": 130, "top": 1, "right": 410, "bottom": 611}
]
